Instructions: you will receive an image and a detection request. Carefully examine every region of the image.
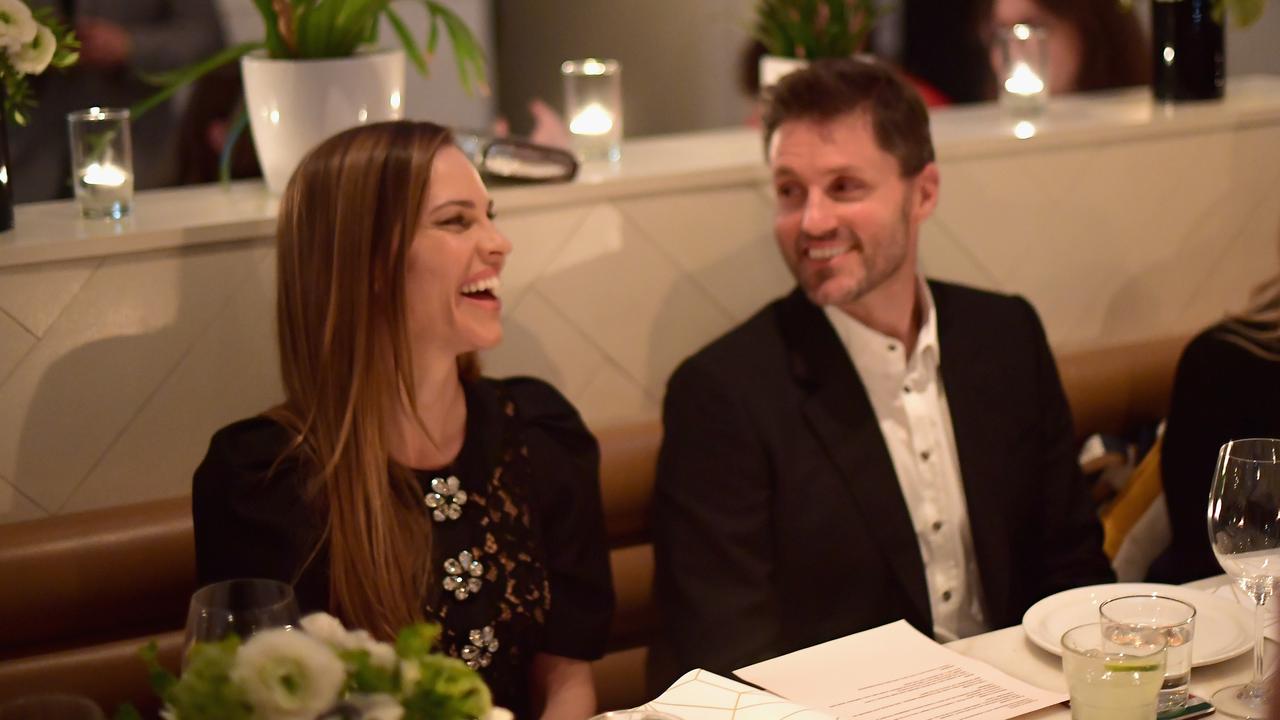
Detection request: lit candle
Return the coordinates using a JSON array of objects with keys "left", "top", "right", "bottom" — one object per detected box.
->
[
  {"left": 81, "top": 161, "right": 129, "bottom": 187},
  {"left": 1004, "top": 62, "right": 1045, "bottom": 97},
  {"left": 569, "top": 103, "right": 614, "bottom": 136}
]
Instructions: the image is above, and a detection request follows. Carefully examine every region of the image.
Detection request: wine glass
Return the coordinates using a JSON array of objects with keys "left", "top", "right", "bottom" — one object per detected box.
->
[
  {"left": 1206, "top": 437, "right": 1280, "bottom": 719},
  {"left": 184, "top": 578, "right": 301, "bottom": 665}
]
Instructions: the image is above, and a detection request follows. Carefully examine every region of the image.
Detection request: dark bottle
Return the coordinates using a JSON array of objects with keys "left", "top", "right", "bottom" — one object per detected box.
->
[{"left": 1151, "top": 0, "right": 1226, "bottom": 101}]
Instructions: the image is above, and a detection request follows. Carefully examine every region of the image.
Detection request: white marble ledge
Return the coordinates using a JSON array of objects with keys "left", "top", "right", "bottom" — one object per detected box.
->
[{"left": 3, "top": 73, "right": 1277, "bottom": 270}]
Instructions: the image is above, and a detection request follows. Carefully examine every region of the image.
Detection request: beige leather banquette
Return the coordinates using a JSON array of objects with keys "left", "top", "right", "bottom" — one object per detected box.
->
[{"left": 0, "top": 335, "right": 1187, "bottom": 714}]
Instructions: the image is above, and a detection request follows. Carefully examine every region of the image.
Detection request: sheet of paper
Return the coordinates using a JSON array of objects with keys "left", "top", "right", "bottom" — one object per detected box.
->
[
  {"left": 736, "top": 620, "right": 1067, "bottom": 720},
  {"left": 638, "top": 668, "right": 834, "bottom": 720}
]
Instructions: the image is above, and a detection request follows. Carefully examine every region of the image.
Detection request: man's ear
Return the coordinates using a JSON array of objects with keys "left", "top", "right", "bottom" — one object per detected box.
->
[{"left": 912, "top": 162, "right": 940, "bottom": 222}]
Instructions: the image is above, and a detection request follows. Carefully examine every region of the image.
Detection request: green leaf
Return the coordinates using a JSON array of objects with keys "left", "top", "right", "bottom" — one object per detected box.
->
[
  {"left": 139, "top": 641, "right": 178, "bottom": 698},
  {"left": 424, "top": 1, "right": 489, "bottom": 95},
  {"left": 112, "top": 704, "right": 143, "bottom": 720},
  {"left": 340, "top": 649, "right": 398, "bottom": 694},
  {"left": 395, "top": 623, "right": 442, "bottom": 660},
  {"left": 386, "top": 7, "right": 428, "bottom": 76},
  {"left": 131, "top": 41, "right": 261, "bottom": 120},
  {"left": 249, "top": 0, "right": 290, "bottom": 57},
  {"left": 166, "top": 637, "right": 251, "bottom": 720},
  {"left": 399, "top": 655, "right": 491, "bottom": 720},
  {"left": 218, "top": 105, "right": 249, "bottom": 185}
]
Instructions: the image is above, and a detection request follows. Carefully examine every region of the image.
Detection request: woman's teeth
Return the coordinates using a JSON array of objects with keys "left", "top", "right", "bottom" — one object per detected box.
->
[{"left": 460, "top": 276, "right": 501, "bottom": 296}]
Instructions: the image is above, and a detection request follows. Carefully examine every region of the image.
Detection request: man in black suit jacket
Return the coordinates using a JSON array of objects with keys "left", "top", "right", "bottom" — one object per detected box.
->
[{"left": 648, "top": 58, "right": 1114, "bottom": 691}]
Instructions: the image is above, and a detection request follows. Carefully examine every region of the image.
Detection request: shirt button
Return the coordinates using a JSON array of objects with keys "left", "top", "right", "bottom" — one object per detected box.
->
[
  {"left": 902, "top": 385, "right": 911, "bottom": 394},
  {"left": 932, "top": 520, "right": 943, "bottom": 532},
  {"left": 888, "top": 343, "right": 897, "bottom": 352},
  {"left": 942, "top": 590, "right": 953, "bottom": 602},
  {"left": 921, "top": 450, "right": 931, "bottom": 461}
]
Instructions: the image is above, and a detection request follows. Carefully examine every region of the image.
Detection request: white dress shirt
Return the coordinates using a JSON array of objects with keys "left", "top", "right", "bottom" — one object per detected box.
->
[{"left": 822, "top": 283, "right": 988, "bottom": 641}]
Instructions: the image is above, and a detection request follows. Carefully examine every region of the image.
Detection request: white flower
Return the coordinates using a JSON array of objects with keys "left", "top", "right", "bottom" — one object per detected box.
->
[
  {"left": 231, "top": 628, "right": 346, "bottom": 720},
  {"left": 300, "top": 612, "right": 398, "bottom": 669},
  {"left": 0, "top": 0, "right": 36, "bottom": 54},
  {"left": 346, "top": 694, "right": 404, "bottom": 720},
  {"left": 399, "top": 659, "right": 422, "bottom": 691},
  {"left": 10, "top": 22, "right": 54, "bottom": 75},
  {"left": 484, "top": 708, "right": 514, "bottom": 720}
]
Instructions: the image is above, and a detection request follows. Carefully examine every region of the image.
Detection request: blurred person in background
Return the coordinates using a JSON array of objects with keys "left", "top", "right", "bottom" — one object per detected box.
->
[
  {"left": 1147, "top": 238, "right": 1280, "bottom": 584},
  {"left": 11, "top": 0, "right": 224, "bottom": 202},
  {"left": 975, "top": 0, "right": 1150, "bottom": 95}
]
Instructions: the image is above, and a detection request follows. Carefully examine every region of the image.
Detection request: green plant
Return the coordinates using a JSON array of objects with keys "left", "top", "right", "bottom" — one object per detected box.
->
[
  {"left": 0, "top": 0, "right": 78, "bottom": 125},
  {"left": 133, "top": 0, "right": 486, "bottom": 118},
  {"left": 751, "top": 0, "right": 886, "bottom": 60},
  {"left": 1119, "top": 0, "right": 1265, "bottom": 27}
]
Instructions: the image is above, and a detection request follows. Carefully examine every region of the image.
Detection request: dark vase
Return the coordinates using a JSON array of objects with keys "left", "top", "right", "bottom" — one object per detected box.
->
[
  {"left": 0, "top": 89, "right": 12, "bottom": 233},
  {"left": 1151, "top": 0, "right": 1226, "bottom": 101}
]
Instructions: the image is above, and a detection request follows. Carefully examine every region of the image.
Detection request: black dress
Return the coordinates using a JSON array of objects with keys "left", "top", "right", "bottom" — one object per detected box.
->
[
  {"left": 192, "top": 377, "right": 616, "bottom": 719},
  {"left": 1148, "top": 322, "right": 1280, "bottom": 584}
]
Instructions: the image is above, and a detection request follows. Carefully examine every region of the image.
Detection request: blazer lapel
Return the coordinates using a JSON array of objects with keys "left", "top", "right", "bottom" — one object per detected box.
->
[
  {"left": 777, "top": 289, "right": 932, "bottom": 631},
  {"left": 931, "top": 282, "right": 1013, "bottom": 626}
]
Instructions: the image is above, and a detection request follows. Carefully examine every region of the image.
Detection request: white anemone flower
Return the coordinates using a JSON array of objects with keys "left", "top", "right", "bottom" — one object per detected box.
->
[
  {"left": 0, "top": 0, "right": 37, "bottom": 54},
  {"left": 300, "top": 612, "right": 397, "bottom": 669},
  {"left": 485, "top": 708, "right": 515, "bottom": 720},
  {"left": 346, "top": 694, "right": 405, "bottom": 720},
  {"left": 10, "top": 22, "right": 54, "bottom": 75},
  {"left": 230, "top": 628, "right": 346, "bottom": 720}
]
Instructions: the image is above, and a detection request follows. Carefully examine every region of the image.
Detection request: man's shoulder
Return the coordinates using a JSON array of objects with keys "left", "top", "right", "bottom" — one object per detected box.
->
[
  {"left": 929, "top": 279, "right": 1041, "bottom": 339},
  {"left": 674, "top": 294, "right": 794, "bottom": 384},
  {"left": 929, "top": 279, "right": 1029, "bottom": 315}
]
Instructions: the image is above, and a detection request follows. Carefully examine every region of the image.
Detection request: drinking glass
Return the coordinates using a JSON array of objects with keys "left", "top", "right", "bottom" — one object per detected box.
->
[
  {"left": 0, "top": 695, "right": 105, "bottom": 720},
  {"left": 184, "top": 578, "right": 300, "bottom": 664},
  {"left": 1207, "top": 438, "right": 1280, "bottom": 719},
  {"left": 1099, "top": 595, "right": 1196, "bottom": 714},
  {"left": 66, "top": 107, "right": 133, "bottom": 220},
  {"left": 1061, "top": 622, "right": 1167, "bottom": 720}
]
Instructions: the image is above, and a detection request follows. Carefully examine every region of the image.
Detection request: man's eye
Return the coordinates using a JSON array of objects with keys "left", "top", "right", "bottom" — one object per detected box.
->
[
  {"left": 776, "top": 184, "right": 801, "bottom": 200},
  {"left": 832, "top": 178, "right": 863, "bottom": 195}
]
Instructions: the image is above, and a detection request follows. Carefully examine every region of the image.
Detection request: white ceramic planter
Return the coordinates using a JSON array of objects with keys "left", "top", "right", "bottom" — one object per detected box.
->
[
  {"left": 758, "top": 55, "right": 809, "bottom": 92},
  {"left": 241, "top": 49, "right": 406, "bottom": 193}
]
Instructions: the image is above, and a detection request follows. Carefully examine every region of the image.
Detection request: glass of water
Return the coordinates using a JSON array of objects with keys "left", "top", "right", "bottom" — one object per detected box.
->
[
  {"left": 1207, "top": 438, "right": 1280, "bottom": 719},
  {"left": 1100, "top": 595, "right": 1196, "bottom": 714},
  {"left": 66, "top": 107, "right": 133, "bottom": 220},
  {"left": 1062, "top": 622, "right": 1166, "bottom": 720}
]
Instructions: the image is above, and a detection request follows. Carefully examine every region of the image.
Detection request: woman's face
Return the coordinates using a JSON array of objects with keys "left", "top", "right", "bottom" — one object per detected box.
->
[
  {"left": 989, "top": 0, "right": 1083, "bottom": 94},
  {"left": 405, "top": 144, "right": 512, "bottom": 357}
]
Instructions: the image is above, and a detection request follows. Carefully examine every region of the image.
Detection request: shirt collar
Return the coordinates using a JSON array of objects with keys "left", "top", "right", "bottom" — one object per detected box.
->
[{"left": 822, "top": 278, "right": 940, "bottom": 374}]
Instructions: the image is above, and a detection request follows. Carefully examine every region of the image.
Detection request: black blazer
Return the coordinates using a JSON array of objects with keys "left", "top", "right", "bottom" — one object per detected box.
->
[{"left": 647, "top": 281, "right": 1114, "bottom": 691}]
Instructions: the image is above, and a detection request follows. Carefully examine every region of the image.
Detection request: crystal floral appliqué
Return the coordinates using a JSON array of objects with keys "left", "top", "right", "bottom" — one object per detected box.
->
[
  {"left": 424, "top": 475, "right": 467, "bottom": 522},
  {"left": 461, "top": 625, "right": 499, "bottom": 669},
  {"left": 442, "top": 550, "right": 483, "bottom": 601}
]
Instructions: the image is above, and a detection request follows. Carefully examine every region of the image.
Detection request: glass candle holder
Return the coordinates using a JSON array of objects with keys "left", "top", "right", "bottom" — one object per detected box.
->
[
  {"left": 998, "top": 24, "right": 1050, "bottom": 117},
  {"left": 561, "top": 58, "right": 622, "bottom": 163},
  {"left": 67, "top": 107, "right": 133, "bottom": 220}
]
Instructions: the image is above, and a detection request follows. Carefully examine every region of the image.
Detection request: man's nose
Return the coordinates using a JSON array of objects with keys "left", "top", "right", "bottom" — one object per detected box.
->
[{"left": 800, "top": 193, "right": 837, "bottom": 237}]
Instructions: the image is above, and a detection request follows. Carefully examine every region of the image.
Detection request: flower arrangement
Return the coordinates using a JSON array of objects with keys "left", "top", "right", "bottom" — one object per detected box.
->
[
  {"left": 120, "top": 613, "right": 504, "bottom": 720},
  {"left": 0, "top": 0, "right": 78, "bottom": 125},
  {"left": 135, "top": 0, "right": 486, "bottom": 118},
  {"left": 751, "top": 0, "right": 884, "bottom": 60}
]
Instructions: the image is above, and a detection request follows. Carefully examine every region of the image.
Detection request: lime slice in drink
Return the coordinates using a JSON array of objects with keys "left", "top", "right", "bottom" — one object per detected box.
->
[{"left": 1104, "top": 662, "right": 1161, "bottom": 672}]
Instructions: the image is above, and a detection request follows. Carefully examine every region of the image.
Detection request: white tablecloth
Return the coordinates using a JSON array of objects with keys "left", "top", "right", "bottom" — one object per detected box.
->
[{"left": 944, "top": 576, "right": 1277, "bottom": 719}]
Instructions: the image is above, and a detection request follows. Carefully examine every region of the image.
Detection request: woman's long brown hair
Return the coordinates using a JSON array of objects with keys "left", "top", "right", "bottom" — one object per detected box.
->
[{"left": 268, "top": 121, "right": 465, "bottom": 639}]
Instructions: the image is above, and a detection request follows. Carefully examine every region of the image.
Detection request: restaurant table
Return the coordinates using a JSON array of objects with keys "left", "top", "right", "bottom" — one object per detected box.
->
[{"left": 945, "top": 576, "right": 1278, "bottom": 719}]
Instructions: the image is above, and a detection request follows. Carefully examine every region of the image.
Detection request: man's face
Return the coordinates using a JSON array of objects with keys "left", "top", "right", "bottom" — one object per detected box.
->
[{"left": 768, "top": 111, "right": 937, "bottom": 309}]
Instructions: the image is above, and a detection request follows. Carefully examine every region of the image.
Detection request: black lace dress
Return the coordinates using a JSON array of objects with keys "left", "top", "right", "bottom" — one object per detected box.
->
[{"left": 193, "top": 377, "right": 616, "bottom": 719}]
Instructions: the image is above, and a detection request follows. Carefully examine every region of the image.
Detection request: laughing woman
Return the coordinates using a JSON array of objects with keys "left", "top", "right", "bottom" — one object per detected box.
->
[{"left": 193, "top": 122, "right": 615, "bottom": 720}]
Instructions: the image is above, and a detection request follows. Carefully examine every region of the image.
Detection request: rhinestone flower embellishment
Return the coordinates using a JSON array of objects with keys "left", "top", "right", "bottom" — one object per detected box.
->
[
  {"left": 442, "top": 550, "right": 483, "bottom": 601},
  {"left": 424, "top": 475, "right": 467, "bottom": 522},
  {"left": 461, "top": 625, "right": 499, "bottom": 669}
]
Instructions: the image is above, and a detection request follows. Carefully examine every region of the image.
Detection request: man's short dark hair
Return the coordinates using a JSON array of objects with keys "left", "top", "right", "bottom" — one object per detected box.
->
[{"left": 762, "top": 58, "right": 936, "bottom": 177}]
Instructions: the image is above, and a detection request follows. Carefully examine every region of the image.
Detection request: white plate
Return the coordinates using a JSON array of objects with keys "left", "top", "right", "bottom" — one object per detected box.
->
[{"left": 1021, "top": 582, "right": 1253, "bottom": 666}]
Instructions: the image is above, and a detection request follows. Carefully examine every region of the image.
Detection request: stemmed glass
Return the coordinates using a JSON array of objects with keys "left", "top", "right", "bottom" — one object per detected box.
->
[
  {"left": 184, "top": 578, "right": 301, "bottom": 666},
  {"left": 1206, "top": 438, "right": 1280, "bottom": 719}
]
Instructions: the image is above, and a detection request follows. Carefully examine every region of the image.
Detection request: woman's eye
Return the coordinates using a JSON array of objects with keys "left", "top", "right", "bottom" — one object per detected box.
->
[{"left": 442, "top": 215, "right": 471, "bottom": 228}]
